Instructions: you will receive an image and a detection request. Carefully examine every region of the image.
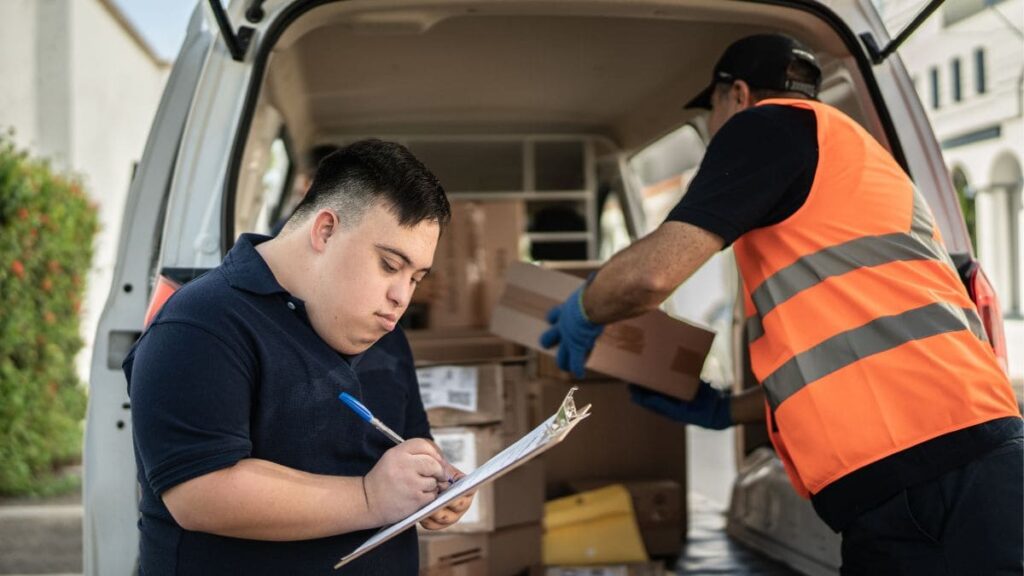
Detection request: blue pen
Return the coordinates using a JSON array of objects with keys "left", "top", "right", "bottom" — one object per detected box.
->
[{"left": 339, "top": 392, "right": 455, "bottom": 483}]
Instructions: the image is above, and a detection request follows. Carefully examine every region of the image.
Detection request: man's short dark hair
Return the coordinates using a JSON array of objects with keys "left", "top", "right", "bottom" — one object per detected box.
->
[{"left": 286, "top": 139, "right": 450, "bottom": 232}]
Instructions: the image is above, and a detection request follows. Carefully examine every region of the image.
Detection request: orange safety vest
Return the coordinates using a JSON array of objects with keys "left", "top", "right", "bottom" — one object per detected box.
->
[{"left": 733, "top": 99, "right": 1020, "bottom": 497}]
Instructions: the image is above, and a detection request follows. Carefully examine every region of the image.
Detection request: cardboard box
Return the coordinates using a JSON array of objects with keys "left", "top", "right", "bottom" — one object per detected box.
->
[
  {"left": 487, "top": 523, "right": 543, "bottom": 576},
  {"left": 409, "top": 328, "right": 525, "bottom": 364},
  {"left": 478, "top": 201, "right": 526, "bottom": 320},
  {"left": 490, "top": 262, "right": 715, "bottom": 400},
  {"left": 420, "top": 532, "right": 486, "bottom": 576},
  {"left": 419, "top": 524, "right": 543, "bottom": 576},
  {"left": 535, "top": 380, "right": 687, "bottom": 538},
  {"left": 420, "top": 363, "right": 506, "bottom": 428},
  {"left": 449, "top": 461, "right": 545, "bottom": 533},
  {"left": 544, "top": 563, "right": 666, "bottom": 576},
  {"left": 430, "top": 202, "right": 485, "bottom": 329},
  {"left": 569, "top": 480, "right": 682, "bottom": 558},
  {"left": 417, "top": 360, "right": 531, "bottom": 442},
  {"left": 433, "top": 425, "right": 545, "bottom": 532},
  {"left": 427, "top": 200, "right": 524, "bottom": 329}
]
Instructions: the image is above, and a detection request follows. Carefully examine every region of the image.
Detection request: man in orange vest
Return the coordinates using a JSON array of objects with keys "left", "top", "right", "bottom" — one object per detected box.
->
[{"left": 540, "top": 34, "right": 1023, "bottom": 574}]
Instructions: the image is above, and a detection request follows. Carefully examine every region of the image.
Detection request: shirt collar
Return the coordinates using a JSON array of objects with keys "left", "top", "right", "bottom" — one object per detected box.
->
[
  {"left": 222, "top": 233, "right": 367, "bottom": 368},
  {"left": 222, "top": 233, "right": 289, "bottom": 296}
]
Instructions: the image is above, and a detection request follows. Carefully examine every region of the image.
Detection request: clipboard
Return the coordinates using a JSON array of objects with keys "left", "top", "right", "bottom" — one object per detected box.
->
[{"left": 335, "top": 386, "right": 591, "bottom": 569}]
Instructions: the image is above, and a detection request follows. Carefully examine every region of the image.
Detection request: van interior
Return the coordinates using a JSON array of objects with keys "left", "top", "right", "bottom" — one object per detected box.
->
[{"left": 228, "top": 2, "right": 888, "bottom": 571}]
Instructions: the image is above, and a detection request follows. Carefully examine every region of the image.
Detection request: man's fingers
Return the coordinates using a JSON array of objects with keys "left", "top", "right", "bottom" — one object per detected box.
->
[
  {"left": 446, "top": 493, "right": 474, "bottom": 513},
  {"left": 413, "top": 454, "right": 448, "bottom": 483},
  {"left": 403, "top": 438, "right": 444, "bottom": 461},
  {"left": 570, "top": 349, "right": 587, "bottom": 378},
  {"left": 556, "top": 341, "right": 571, "bottom": 372},
  {"left": 546, "top": 306, "right": 562, "bottom": 324},
  {"left": 539, "top": 326, "right": 561, "bottom": 349}
]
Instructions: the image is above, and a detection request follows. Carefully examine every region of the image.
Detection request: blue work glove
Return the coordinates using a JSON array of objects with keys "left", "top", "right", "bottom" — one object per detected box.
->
[
  {"left": 628, "top": 380, "right": 734, "bottom": 430},
  {"left": 539, "top": 285, "right": 604, "bottom": 378}
]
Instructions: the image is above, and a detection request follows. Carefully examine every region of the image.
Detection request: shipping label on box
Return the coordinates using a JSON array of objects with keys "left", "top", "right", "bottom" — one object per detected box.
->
[
  {"left": 490, "top": 262, "right": 715, "bottom": 400},
  {"left": 432, "top": 425, "right": 545, "bottom": 532},
  {"left": 419, "top": 363, "right": 508, "bottom": 428},
  {"left": 433, "top": 426, "right": 502, "bottom": 527},
  {"left": 418, "top": 365, "right": 480, "bottom": 412}
]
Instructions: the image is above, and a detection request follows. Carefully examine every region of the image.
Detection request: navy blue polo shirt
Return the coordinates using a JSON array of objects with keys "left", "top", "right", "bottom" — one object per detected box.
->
[{"left": 125, "top": 233, "right": 432, "bottom": 575}]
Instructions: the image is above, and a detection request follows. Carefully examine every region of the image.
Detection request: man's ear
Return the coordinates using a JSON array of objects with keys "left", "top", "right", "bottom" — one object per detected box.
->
[
  {"left": 732, "top": 80, "right": 753, "bottom": 109},
  {"left": 309, "top": 209, "right": 337, "bottom": 253}
]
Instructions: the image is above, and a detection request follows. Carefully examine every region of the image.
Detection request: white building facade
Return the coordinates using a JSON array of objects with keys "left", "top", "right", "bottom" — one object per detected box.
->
[
  {"left": 878, "top": 0, "right": 1024, "bottom": 387},
  {"left": 0, "top": 0, "right": 170, "bottom": 380}
]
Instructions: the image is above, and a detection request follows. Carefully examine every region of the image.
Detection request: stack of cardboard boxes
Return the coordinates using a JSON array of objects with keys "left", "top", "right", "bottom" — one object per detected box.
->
[
  {"left": 413, "top": 199, "right": 544, "bottom": 575},
  {"left": 409, "top": 199, "right": 714, "bottom": 575}
]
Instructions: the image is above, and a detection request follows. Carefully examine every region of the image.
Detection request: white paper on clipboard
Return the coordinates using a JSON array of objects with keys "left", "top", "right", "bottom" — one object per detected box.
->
[{"left": 334, "top": 386, "right": 591, "bottom": 570}]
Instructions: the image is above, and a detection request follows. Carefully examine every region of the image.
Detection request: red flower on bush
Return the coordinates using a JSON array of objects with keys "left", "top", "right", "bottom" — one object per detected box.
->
[
  {"left": 48, "top": 260, "right": 60, "bottom": 273},
  {"left": 41, "top": 277, "right": 53, "bottom": 292},
  {"left": 44, "top": 311, "right": 56, "bottom": 324},
  {"left": 11, "top": 259, "right": 25, "bottom": 278},
  {"left": 17, "top": 207, "right": 29, "bottom": 220}
]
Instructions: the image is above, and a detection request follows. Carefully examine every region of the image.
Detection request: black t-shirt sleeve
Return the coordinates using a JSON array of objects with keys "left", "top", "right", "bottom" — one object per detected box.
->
[
  {"left": 127, "top": 321, "right": 254, "bottom": 496},
  {"left": 665, "top": 105, "right": 817, "bottom": 246}
]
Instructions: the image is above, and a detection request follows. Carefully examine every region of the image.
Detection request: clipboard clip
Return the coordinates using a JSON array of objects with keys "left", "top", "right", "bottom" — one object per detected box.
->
[{"left": 547, "top": 386, "right": 591, "bottom": 438}]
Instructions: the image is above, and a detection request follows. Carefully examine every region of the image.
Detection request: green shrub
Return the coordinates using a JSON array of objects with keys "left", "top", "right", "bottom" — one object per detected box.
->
[{"left": 0, "top": 135, "right": 97, "bottom": 495}]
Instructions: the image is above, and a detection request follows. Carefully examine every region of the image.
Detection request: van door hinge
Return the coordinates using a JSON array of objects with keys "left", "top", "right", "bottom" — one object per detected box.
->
[
  {"left": 862, "top": 0, "right": 947, "bottom": 65},
  {"left": 207, "top": 0, "right": 254, "bottom": 62}
]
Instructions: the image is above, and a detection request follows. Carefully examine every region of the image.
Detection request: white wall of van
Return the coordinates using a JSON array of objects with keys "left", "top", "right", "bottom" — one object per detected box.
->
[{"left": 0, "top": 0, "right": 170, "bottom": 384}]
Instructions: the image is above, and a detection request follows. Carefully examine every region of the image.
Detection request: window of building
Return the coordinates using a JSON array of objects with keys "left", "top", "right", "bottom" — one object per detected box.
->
[
  {"left": 929, "top": 67, "right": 941, "bottom": 109},
  {"left": 951, "top": 58, "right": 963, "bottom": 103},
  {"left": 974, "top": 48, "right": 987, "bottom": 94},
  {"left": 944, "top": 0, "right": 1008, "bottom": 27}
]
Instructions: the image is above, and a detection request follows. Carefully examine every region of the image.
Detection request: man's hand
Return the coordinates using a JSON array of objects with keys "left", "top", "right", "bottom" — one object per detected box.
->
[
  {"left": 628, "top": 381, "right": 734, "bottom": 430},
  {"left": 363, "top": 438, "right": 448, "bottom": 524},
  {"left": 419, "top": 468, "right": 476, "bottom": 531},
  {"left": 539, "top": 285, "right": 604, "bottom": 378}
]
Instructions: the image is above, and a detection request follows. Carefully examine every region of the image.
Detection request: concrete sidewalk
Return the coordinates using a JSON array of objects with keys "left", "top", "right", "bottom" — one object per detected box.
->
[{"left": 0, "top": 468, "right": 82, "bottom": 576}]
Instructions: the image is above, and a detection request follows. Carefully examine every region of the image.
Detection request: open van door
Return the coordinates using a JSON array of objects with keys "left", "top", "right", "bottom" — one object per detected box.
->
[{"left": 82, "top": 8, "right": 211, "bottom": 575}]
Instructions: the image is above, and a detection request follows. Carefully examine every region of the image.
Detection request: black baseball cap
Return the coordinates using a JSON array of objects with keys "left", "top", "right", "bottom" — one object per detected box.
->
[{"left": 685, "top": 33, "right": 822, "bottom": 110}]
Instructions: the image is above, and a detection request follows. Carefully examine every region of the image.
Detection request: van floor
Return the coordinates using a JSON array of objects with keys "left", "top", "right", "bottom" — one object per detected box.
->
[{"left": 673, "top": 493, "right": 799, "bottom": 575}]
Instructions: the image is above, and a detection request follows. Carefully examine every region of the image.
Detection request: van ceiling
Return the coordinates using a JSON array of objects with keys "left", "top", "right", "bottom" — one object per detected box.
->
[{"left": 264, "top": 1, "right": 845, "bottom": 154}]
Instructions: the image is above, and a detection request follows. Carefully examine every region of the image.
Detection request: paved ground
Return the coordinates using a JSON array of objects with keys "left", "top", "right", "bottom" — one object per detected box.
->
[
  {"left": 0, "top": 457, "right": 796, "bottom": 575},
  {"left": 0, "top": 492, "right": 794, "bottom": 576},
  {"left": 0, "top": 475, "right": 82, "bottom": 575}
]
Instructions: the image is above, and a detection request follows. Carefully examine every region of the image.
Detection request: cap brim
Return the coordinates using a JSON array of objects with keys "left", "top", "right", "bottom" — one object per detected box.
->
[{"left": 684, "top": 82, "right": 715, "bottom": 110}]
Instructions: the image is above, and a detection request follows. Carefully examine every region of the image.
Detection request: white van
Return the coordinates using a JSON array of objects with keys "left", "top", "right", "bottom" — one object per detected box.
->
[{"left": 83, "top": 1, "right": 1012, "bottom": 574}]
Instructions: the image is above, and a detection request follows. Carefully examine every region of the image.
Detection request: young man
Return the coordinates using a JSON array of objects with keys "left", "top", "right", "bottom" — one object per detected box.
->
[
  {"left": 541, "top": 34, "right": 1023, "bottom": 574},
  {"left": 126, "top": 139, "right": 473, "bottom": 574}
]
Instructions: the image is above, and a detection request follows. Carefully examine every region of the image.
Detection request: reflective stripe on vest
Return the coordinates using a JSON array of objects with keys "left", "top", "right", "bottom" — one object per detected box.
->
[
  {"left": 733, "top": 99, "right": 1019, "bottom": 496},
  {"left": 744, "top": 188, "right": 988, "bottom": 410},
  {"left": 746, "top": 189, "right": 956, "bottom": 344}
]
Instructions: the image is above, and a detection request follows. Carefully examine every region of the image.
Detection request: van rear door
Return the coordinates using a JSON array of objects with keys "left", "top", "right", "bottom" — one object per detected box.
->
[{"left": 82, "top": 8, "right": 212, "bottom": 575}]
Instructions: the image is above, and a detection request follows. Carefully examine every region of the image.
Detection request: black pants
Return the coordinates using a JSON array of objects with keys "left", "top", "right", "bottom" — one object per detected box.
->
[{"left": 840, "top": 437, "right": 1023, "bottom": 575}]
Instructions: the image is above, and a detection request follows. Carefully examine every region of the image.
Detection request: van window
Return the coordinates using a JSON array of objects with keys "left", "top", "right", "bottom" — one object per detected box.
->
[
  {"left": 627, "top": 123, "right": 737, "bottom": 385},
  {"left": 234, "top": 99, "right": 295, "bottom": 236}
]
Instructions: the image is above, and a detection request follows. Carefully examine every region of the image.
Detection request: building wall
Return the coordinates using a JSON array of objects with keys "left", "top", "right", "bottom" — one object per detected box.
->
[
  {"left": 0, "top": 0, "right": 170, "bottom": 381},
  {"left": 879, "top": 0, "right": 1024, "bottom": 386}
]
